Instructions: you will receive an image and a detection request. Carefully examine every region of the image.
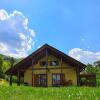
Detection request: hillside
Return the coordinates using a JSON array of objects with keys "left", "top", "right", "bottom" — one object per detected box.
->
[
  {"left": 0, "top": 54, "right": 23, "bottom": 64},
  {"left": 0, "top": 54, "right": 23, "bottom": 76}
]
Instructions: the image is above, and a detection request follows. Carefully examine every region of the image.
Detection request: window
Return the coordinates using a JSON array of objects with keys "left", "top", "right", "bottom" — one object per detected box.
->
[
  {"left": 40, "top": 61, "right": 59, "bottom": 66},
  {"left": 34, "top": 74, "right": 47, "bottom": 87},
  {"left": 40, "top": 61, "right": 48, "bottom": 66},
  {"left": 50, "top": 61, "right": 59, "bottom": 66},
  {"left": 52, "top": 74, "right": 61, "bottom": 86}
]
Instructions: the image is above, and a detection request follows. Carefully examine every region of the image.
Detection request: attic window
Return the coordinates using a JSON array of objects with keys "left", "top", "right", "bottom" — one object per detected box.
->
[
  {"left": 50, "top": 61, "right": 59, "bottom": 66},
  {"left": 40, "top": 61, "right": 48, "bottom": 66}
]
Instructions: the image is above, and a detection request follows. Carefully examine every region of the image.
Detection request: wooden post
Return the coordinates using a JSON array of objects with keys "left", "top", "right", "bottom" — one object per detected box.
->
[
  {"left": 9, "top": 57, "right": 14, "bottom": 86},
  {"left": 9, "top": 74, "right": 12, "bottom": 86},
  {"left": 32, "top": 58, "right": 34, "bottom": 87},
  {"left": 95, "top": 74, "right": 96, "bottom": 87},
  {"left": 76, "top": 66, "right": 80, "bottom": 86},
  {"left": 46, "top": 48, "right": 48, "bottom": 87},
  {"left": 17, "top": 70, "right": 20, "bottom": 86},
  {"left": 60, "top": 57, "right": 63, "bottom": 86}
]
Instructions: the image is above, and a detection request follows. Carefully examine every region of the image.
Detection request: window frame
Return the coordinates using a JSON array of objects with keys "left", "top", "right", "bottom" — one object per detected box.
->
[
  {"left": 49, "top": 61, "right": 59, "bottom": 66},
  {"left": 52, "top": 73, "right": 61, "bottom": 86},
  {"left": 40, "top": 61, "right": 48, "bottom": 67}
]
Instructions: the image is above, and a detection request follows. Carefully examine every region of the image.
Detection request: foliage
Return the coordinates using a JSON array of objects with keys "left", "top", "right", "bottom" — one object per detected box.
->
[
  {"left": 0, "top": 56, "right": 4, "bottom": 78},
  {"left": 0, "top": 54, "right": 22, "bottom": 75},
  {"left": 0, "top": 55, "right": 3, "bottom": 66},
  {"left": 0, "top": 79, "right": 8, "bottom": 86},
  {"left": 5, "top": 76, "right": 18, "bottom": 84},
  {"left": 83, "top": 60, "right": 100, "bottom": 87},
  {"left": 0, "top": 54, "right": 22, "bottom": 83},
  {"left": 94, "top": 60, "right": 100, "bottom": 68},
  {"left": 85, "top": 64, "right": 96, "bottom": 73},
  {"left": 2, "top": 61, "right": 11, "bottom": 73}
]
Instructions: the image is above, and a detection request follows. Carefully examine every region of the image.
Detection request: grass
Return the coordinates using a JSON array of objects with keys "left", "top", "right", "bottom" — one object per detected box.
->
[{"left": 0, "top": 85, "right": 100, "bottom": 100}]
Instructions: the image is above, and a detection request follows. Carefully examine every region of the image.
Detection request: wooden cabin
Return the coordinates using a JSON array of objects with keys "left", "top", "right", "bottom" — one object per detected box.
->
[{"left": 6, "top": 44, "right": 86, "bottom": 87}]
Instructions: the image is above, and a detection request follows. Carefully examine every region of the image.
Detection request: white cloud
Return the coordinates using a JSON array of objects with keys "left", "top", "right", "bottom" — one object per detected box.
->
[
  {"left": 0, "top": 9, "right": 35, "bottom": 58},
  {"left": 68, "top": 48, "right": 100, "bottom": 64}
]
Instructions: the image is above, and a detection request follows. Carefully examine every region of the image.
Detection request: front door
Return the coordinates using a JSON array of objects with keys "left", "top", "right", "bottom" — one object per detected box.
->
[
  {"left": 34, "top": 74, "right": 47, "bottom": 87},
  {"left": 39, "top": 74, "right": 47, "bottom": 87}
]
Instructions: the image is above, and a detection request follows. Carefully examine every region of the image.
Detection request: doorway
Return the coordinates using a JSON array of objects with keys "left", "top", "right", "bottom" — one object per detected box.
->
[{"left": 34, "top": 74, "right": 47, "bottom": 87}]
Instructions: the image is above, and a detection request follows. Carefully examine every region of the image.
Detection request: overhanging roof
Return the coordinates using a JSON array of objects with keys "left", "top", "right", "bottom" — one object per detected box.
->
[{"left": 5, "top": 44, "right": 86, "bottom": 76}]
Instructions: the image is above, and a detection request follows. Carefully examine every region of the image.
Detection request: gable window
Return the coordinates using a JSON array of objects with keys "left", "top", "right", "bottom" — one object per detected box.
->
[
  {"left": 40, "top": 61, "right": 48, "bottom": 66},
  {"left": 50, "top": 61, "right": 59, "bottom": 66}
]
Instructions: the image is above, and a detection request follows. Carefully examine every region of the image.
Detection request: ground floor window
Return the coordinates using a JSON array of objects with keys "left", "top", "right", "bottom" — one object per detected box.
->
[
  {"left": 52, "top": 74, "right": 61, "bottom": 86},
  {"left": 34, "top": 74, "right": 47, "bottom": 87}
]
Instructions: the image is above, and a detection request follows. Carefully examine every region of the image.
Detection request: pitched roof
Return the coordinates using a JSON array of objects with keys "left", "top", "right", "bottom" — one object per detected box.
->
[{"left": 5, "top": 44, "right": 86, "bottom": 76}]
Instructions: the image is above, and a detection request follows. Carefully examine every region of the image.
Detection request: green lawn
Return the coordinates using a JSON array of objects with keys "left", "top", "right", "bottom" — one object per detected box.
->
[{"left": 0, "top": 85, "right": 100, "bottom": 100}]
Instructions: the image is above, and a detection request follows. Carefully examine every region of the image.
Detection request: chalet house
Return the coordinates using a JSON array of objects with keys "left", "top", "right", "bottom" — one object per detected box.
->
[{"left": 6, "top": 44, "right": 86, "bottom": 87}]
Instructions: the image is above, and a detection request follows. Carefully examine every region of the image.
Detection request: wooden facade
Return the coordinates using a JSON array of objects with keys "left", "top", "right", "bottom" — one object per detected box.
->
[{"left": 5, "top": 44, "right": 86, "bottom": 87}]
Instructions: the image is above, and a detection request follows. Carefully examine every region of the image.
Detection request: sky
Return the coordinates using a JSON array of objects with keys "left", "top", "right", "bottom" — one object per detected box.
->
[{"left": 0, "top": 0, "right": 100, "bottom": 64}]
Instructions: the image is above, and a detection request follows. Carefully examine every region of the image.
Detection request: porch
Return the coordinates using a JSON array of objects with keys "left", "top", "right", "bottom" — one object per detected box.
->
[{"left": 32, "top": 73, "right": 73, "bottom": 87}]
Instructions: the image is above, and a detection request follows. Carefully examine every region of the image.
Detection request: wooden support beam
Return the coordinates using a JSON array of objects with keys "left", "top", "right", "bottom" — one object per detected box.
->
[
  {"left": 46, "top": 48, "right": 48, "bottom": 87},
  {"left": 17, "top": 70, "right": 20, "bottom": 86},
  {"left": 95, "top": 75, "right": 96, "bottom": 86},
  {"left": 32, "top": 58, "right": 34, "bottom": 87},
  {"left": 76, "top": 66, "right": 80, "bottom": 86},
  {"left": 9, "top": 57, "right": 14, "bottom": 86},
  {"left": 60, "top": 57, "right": 63, "bottom": 86},
  {"left": 19, "top": 67, "right": 75, "bottom": 72},
  {"left": 9, "top": 74, "right": 12, "bottom": 86}
]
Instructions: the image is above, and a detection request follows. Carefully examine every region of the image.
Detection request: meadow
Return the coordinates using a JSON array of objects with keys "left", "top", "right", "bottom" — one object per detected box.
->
[{"left": 0, "top": 85, "right": 100, "bottom": 100}]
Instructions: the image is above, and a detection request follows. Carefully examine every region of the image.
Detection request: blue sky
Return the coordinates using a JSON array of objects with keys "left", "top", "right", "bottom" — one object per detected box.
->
[{"left": 0, "top": 0, "right": 100, "bottom": 64}]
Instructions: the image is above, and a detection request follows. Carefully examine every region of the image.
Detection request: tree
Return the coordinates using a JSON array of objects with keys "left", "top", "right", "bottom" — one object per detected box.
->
[
  {"left": 2, "top": 61, "right": 11, "bottom": 73},
  {"left": 85, "top": 64, "right": 96, "bottom": 73},
  {"left": 0, "top": 56, "right": 4, "bottom": 78},
  {"left": 94, "top": 60, "right": 100, "bottom": 68}
]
